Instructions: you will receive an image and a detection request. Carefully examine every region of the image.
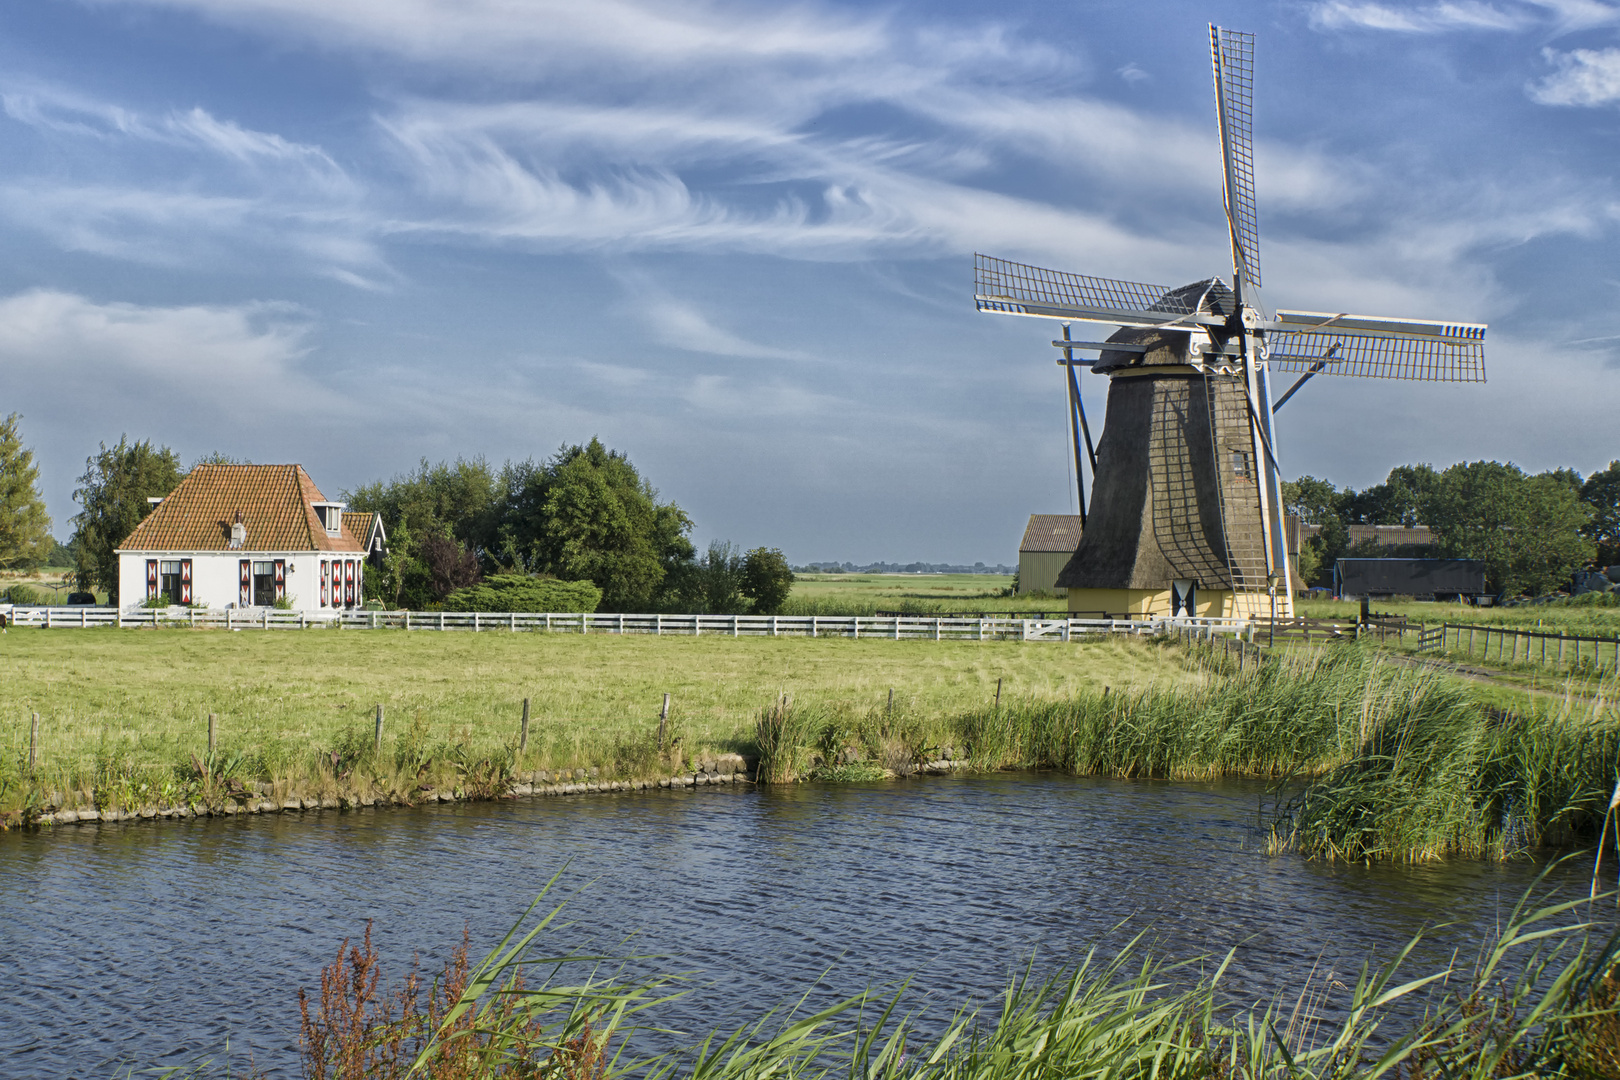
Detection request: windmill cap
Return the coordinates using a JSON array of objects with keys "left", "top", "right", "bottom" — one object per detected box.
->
[{"left": 1095, "top": 278, "right": 1234, "bottom": 375}]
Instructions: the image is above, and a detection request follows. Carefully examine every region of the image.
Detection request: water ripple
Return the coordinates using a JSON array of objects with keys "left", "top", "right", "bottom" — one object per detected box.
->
[{"left": 0, "top": 775, "right": 1595, "bottom": 1078}]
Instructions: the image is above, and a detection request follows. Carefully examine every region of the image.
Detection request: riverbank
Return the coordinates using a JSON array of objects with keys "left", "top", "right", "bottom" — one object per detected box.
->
[
  {"left": 8, "top": 634, "right": 1617, "bottom": 864},
  {"left": 0, "top": 630, "right": 1190, "bottom": 821}
]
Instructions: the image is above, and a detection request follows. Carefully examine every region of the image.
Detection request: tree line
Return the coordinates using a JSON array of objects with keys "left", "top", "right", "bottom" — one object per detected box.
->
[
  {"left": 0, "top": 417, "right": 791, "bottom": 613},
  {"left": 1283, "top": 459, "right": 1619, "bottom": 597},
  {"left": 343, "top": 438, "right": 792, "bottom": 613}
]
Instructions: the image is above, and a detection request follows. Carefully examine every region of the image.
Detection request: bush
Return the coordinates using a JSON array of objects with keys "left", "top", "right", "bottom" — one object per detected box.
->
[
  {"left": 4, "top": 584, "right": 41, "bottom": 605},
  {"left": 442, "top": 575, "right": 601, "bottom": 613}
]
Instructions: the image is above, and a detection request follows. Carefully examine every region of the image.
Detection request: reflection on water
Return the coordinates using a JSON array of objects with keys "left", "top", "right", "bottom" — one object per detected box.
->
[{"left": 0, "top": 774, "right": 1597, "bottom": 1077}]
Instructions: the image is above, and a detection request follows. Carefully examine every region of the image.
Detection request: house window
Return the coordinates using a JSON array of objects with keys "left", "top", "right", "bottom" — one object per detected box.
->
[
  {"left": 159, "top": 561, "right": 184, "bottom": 605},
  {"left": 1230, "top": 451, "right": 1249, "bottom": 478},
  {"left": 253, "top": 561, "right": 277, "bottom": 605}
]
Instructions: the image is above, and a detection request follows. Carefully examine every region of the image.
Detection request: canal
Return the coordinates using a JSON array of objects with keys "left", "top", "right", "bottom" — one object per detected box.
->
[{"left": 0, "top": 773, "right": 1596, "bottom": 1076}]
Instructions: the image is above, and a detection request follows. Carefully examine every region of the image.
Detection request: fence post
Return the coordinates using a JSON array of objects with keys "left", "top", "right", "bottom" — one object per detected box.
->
[
  {"left": 208, "top": 713, "right": 217, "bottom": 758},
  {"left": 887, "top": 687, "right": 894, "bottom": 718},
  {"left": 29, "top": 712, "right": 38, "bottom": 773},
  {"left": 374, "top": 704, "right": 384, "bottom": 753},
  {"left": 995, "top": 677, "right": 1003, "bottom": 710},
  {"left": 658, "top": 693, "right": 670, "bottom": 749},
  {"left": 519, "top": 698, "right": 530, "bottom": 754}
]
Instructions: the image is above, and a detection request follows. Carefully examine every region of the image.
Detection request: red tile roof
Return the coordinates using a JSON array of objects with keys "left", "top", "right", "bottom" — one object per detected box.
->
[
  {"left": 118, "top": 464, "right": 366, "bottom": 553},
  {"left": 342, "top": 511, "right": 383, "bottom": 552}
]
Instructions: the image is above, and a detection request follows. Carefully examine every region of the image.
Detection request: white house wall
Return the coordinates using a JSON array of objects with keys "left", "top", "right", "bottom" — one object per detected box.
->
[{"left": 118, "top": 551, "right": 366, "bottom": 613}]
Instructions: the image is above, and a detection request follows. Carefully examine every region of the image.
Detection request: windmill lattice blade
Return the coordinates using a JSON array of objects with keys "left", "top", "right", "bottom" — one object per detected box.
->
[
  {"left": 974, "top": 254, "right": 1203, "bottom": 326},
  {"left": 1267, "top": 331, "right": 1485, "bottom": 382},
  {"left": 1211, "top": 26, "right": 1260, "bottom": 288}
]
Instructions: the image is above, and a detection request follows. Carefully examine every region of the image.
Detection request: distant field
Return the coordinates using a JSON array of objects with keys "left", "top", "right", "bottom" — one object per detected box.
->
[
  {"left": 0, "top": 627, "right": 1194, "bottom": 809},
  {"left": 784, "top": 573, "right": 1065, "bottom": 615},
  {"left": 1296, "top": 596, "right": 1620, "bottom": 636}
]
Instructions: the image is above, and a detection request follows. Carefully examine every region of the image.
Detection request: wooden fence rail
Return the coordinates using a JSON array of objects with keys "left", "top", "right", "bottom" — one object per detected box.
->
[
  {"left": 1430, "top": 621, "right": 1620, "bottom": 675},
  {"left": 0, "top": 605, "right": 1257, "bottom": 642}
]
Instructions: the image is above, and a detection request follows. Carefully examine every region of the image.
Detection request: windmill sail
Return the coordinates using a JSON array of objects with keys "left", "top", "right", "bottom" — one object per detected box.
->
[
  {"left": 1211, "top": 26, "right": 1260, "bottom": 290},
  {"left": 974, "top": 254, "right": 1226, "bottom": 328},
  {"left": 1267, "top": 330, "right": 1486, "bottom": 382}
]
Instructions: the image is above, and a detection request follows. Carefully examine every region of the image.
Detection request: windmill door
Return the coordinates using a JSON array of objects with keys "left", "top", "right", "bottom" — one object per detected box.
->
[{"left": 1171, "top": 580, "right": 1197, "bottom": 617}]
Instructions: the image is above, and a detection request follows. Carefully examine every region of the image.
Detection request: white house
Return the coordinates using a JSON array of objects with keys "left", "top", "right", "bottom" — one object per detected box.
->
[{"left": 117, "top": 464, "right": 386, "bottom": 613}]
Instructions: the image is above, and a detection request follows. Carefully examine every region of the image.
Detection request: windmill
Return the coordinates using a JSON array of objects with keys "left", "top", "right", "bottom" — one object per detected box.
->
[{"left": 975, "top": 25, "right": 1486, "bottom": 622}]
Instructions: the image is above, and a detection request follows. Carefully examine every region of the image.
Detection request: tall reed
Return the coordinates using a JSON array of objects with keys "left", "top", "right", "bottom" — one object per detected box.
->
[
  {"left": 1272, "top": 688, "right": 1620, "bottom": 862},
  {"left": 952, "top": 646, "right": 1427, "bottom": 780},
  {"left": 293, "top": 879, "right": 1620, "bottom": 1080}
]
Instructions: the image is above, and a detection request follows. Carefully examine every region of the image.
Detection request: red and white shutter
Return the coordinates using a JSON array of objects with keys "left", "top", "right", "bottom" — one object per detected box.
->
[
  {"left": 180, "top": 559, "right": 192, "bottom": 605},
  {"left": 239, "top": 559, "right": 251, "bottom": 606},
  {"left": 344, "top": 560, "right": 355, "bottom": 606},
  {"left": 320, "top": 560, "right": 329, "bottom": 607},
  {"left": 146, "top": 560, "right": 159, "bottom": 598},
  {"left": 274, "top": 560, "right": 286, "bottom": 602}
]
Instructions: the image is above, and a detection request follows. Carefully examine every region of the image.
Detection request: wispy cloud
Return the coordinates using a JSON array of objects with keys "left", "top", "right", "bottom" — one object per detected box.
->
[
  {"left": 643, "top": 298, "right": 812, "bottom": 361},
  {"left": 1529, "top": 46, "right": 1620, "bottom": 104},
  {"left": 94, "top": 0, "right": 890, "bottom": 74},
  {"left": 3, "top": 83, "right": 348, "bottom": 183},
  {"left": 1308, "top": 1, "right": 1532, "bottom": 32}
]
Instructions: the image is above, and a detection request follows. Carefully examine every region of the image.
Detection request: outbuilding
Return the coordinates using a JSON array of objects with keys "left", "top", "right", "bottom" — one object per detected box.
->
[
  {"left": 116, "top": 464, "right": 384, "bottom": 613},
  {"left": 1017, "top": 515, "right": 1084, "bottom": 595},
  {"left": 1333, "top": 558, "right": 1486, "bottom": 601}
]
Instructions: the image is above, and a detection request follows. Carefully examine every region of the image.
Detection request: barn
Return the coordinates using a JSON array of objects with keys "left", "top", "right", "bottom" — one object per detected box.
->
[{"left": 1333, "top": 558, "right": 1487, "bottom": 601}]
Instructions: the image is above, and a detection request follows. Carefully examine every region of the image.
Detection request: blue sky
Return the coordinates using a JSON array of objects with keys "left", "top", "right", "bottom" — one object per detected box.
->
[{"left": 2, "top": 0, "right": 1616, "bottom": 564}]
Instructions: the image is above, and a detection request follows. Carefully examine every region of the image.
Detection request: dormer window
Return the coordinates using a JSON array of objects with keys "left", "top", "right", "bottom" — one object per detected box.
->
[{"left": 312, "top": 502, "right": 345, "bottom": 537}]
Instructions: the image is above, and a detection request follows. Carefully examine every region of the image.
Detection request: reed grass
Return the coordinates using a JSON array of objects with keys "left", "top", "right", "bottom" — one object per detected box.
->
[
  {"left": 941, "top": 645, "right": 1620, "bottom": 862},
  {"left": 259, "top": 877, "right": 1620, "bottom": 1080}
]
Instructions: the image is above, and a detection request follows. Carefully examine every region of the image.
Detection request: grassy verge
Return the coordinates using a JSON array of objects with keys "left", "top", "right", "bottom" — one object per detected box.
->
[
  {"left": 0, "top": 628, "right": 1192, "bottom": 819},
  {"left": 235, "top": 880, "right": 1620, "bottom": 1079}
]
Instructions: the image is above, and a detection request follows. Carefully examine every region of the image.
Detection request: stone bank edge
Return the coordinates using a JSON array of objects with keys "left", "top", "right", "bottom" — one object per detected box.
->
[{"left": 21, "top": 753, "right": 970, "bottom": 829}]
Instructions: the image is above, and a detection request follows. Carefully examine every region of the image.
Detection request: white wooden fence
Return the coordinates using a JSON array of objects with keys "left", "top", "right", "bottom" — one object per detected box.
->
[{"left": 0, "top": 605, "right": 1256, "bottom": 642}]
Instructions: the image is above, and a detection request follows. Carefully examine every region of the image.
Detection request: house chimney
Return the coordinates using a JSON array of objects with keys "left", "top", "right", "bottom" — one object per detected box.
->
[{"left": 229, "top": 511, "right": 246, "bottom": 550}]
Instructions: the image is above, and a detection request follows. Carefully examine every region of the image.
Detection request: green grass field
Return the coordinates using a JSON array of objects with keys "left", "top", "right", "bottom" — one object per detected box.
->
[
  {"left": 0, "top": 626, "right": 1194, "bottom": 813},
  {"left": 783, "top": 573, "right": 1065, "bottom": 615}
]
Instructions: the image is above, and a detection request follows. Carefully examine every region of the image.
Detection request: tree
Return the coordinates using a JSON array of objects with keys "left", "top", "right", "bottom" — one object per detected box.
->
[
  {"left": 512, "top": 438, "right": 693, "bottom": 611},
  {"left": 698, "top": 540, "right": 745, "bottom": 613},
  {"left": 741, "top": 547, "right": 794, "bottom": 614},
  {"left": 347, "top": 457, "right": 500, "bottom": 549},
  {"left": 419, "top": 531, "right": 481, "bottom": 601},
  {"left": 71, "top": 436, "right": 184, "bottom": 604},
  {"left": 1282, "top": 475, "right": 1349, "bottom": 585},
  {"left": 1581, "top": 460, "right": 1620, "bottom": 566},
  {"left": 1421, "top": 460, "right": 1592, "bottom": 597},
  {"left": 1281, "top": 476, "right": 1341, "bottom": 524},
  {"left": 0, "top": 413, "right": 52, "bottom": 569}
]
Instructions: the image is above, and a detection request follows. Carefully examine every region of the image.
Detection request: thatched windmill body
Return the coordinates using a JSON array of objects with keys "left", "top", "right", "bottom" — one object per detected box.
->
[{"left": 975, "top": 26, "right": 1487, "bottom": 621}]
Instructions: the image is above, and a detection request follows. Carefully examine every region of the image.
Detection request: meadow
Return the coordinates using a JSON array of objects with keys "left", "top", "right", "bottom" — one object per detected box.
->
[
  {"left": 782, "top": 573, "right": 1063, "bottom": 615},
  {"left": 0, "top": 626, "right": 1190, "bottom": 815}
]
